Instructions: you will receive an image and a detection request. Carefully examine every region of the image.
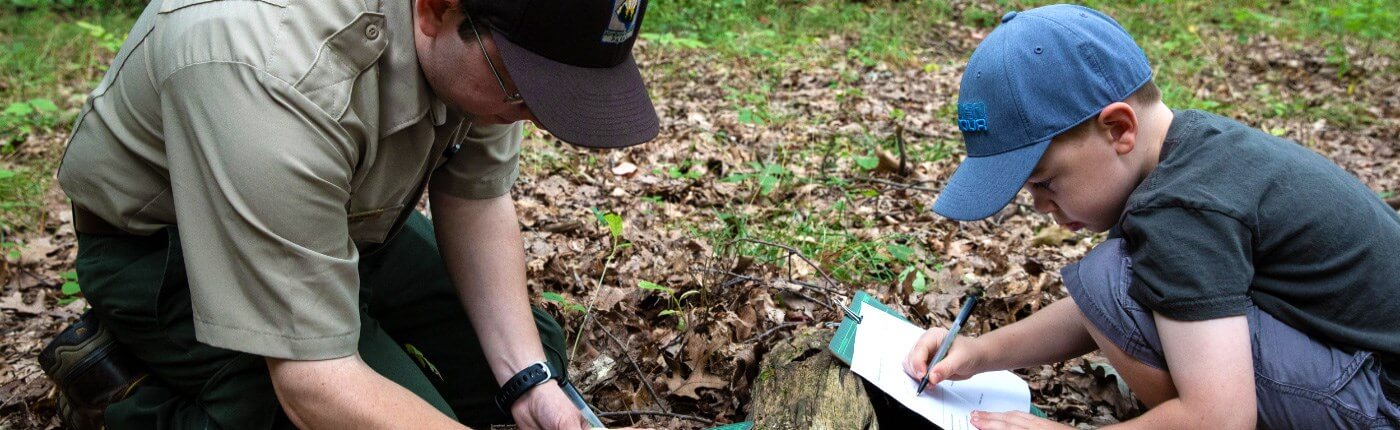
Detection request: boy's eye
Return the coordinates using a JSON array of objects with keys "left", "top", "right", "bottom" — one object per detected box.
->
[{"left": 1033, "top": 178, "right": 1053, "bottom": 191}]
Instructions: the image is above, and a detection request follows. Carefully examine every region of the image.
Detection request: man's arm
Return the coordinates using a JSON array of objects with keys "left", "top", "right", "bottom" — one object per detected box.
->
[
  {"left": 429, "top": 191, "right": 584, "bottom": 429},
  {"left": 267, "top": 356, "right": 465, "bottom": 429},
  {"left": 1107, "top": 314, "right": 1255, "bottom": 430}
]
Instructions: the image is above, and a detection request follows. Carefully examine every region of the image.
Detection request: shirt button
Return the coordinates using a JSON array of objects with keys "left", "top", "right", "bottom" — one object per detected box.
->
[{"left": 365, "top": 24, "right": 381, "bottom": 40}]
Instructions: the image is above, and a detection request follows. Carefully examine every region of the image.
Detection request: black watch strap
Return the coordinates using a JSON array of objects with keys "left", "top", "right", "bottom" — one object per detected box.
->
[{"left": 495, "top": 361, "right": 559, "bottom": 414}]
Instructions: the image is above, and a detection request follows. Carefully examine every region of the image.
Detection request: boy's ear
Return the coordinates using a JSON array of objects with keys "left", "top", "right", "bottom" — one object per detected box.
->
[
  {"left": 1097, "top": 102, "right": 1138, "bottom": 156},
  {"left": 414, "top": 0, "right": 460, "bottom": 38}
]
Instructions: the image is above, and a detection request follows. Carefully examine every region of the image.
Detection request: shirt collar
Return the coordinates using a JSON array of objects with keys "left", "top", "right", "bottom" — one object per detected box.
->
[{"left": 379, "top": 0, "right": 449, "bottom": 133}]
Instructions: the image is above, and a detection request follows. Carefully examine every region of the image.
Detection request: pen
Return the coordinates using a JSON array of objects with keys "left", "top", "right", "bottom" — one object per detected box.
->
[{"left": 916, "top": 295, "right": 979, "bottom": 395}]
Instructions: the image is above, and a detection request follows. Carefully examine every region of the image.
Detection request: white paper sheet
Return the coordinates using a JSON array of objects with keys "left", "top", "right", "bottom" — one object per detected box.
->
[{"left": 850, "top": 309, "right": 1030, "bottom": 430}]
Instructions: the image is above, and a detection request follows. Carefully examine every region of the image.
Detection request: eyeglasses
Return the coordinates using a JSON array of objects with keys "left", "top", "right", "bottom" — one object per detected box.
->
[{"left": 463, "top": 12, "right": 525, "bottom": 105}]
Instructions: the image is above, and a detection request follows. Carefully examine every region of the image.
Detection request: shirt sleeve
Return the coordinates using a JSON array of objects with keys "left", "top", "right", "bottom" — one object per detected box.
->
[
  {"left": 160, "top": 62, "right": 361, "bottom": 360},
  {"left": 1121, "top": 206, "right": 1255, "bottom": 321},
  {"left": 429, "top": 121, "right": 522, "bottom": 199}
]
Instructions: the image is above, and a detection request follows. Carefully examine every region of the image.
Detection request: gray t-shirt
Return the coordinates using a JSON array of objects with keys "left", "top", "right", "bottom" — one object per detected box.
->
[{"left": 1118, "top": 109, "right": 1400, "bottom": 397}]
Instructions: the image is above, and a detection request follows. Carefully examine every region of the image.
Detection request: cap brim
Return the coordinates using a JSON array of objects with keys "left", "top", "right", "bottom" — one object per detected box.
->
[
  {"left": 933, "top": 139, "right": 1051, "bottom": 221},
  {"left": 495, "top": 36, "right": 659, "bottom": 149}
]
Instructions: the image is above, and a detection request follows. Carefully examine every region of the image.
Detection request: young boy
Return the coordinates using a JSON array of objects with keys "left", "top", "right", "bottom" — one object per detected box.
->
[{"left": 907, "top": 5, "right": 1400, "bottom": 429}]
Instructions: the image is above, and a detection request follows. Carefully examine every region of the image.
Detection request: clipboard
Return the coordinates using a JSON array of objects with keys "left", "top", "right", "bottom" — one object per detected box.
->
[
  {"left": 826, "top": 291, "right": 1048, "bottom": 418},
  {"left": 829, "top": 290, "right": 907, "bottom": 366}
]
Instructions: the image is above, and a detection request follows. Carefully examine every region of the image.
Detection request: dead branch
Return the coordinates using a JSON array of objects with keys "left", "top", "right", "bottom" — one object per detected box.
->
[
  {"left": 852, "top": 176, "right": 938, "bottom": 192},
  {"left": 596, "top": 410, "right": 717, "bottom": 426},
  {"left": 595, "top": 323, "right": 670, "bottom": 413}
]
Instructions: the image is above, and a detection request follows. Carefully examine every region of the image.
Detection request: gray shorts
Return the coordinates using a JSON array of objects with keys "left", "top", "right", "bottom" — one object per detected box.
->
[{"left": 1063, "top": 238, "right": 1400, "bottom": 429}]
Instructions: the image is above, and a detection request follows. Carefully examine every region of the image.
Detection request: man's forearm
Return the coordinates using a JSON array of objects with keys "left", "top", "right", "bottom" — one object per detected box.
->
[
  {"left": 267, "top": 356, "right": 465, "bottom": 429},
  {"left": 430, "top": 192, "right": 548, "bottom": 384},
  {"left": 977, "top": 298, "right": 1097, "bottom": 371}
]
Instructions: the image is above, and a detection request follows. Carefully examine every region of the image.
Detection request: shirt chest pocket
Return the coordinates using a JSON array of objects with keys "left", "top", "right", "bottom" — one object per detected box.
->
[
  {"left": 347, "top": 204, "right": 404, "bottom": 244},
  {"left": 344, "top": 120, "right": 468, "bottom": 245}
]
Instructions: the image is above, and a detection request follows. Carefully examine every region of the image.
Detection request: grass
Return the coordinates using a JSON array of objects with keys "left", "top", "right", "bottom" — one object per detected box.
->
[{"left": 0, "top": 8, "right": 135, "bottom": 231}]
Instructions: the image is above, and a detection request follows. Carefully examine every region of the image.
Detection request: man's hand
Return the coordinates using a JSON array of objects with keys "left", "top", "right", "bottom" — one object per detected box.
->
[
  {"left": 509, "top": 383, "right": 587, "bottom": 430},
  {"left": 970, "top": 411, "right": 1074, "bottom": 430}
]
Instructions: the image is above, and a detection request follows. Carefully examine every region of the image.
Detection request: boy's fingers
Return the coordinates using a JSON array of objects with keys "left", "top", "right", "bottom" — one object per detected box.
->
[{"left": 905, "top": 327, "right": 951, "bottom": 380}]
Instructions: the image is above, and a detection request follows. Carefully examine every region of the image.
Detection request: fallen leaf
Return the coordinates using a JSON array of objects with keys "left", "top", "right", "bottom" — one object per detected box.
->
[
  {"left": 1031, "top": 226, "right": 1075, "bottom": 247},
  {"left": 612, "top": 162, "right": 638, "bottom": 177},
  {"left": 666, "top": 368, "right": 727, "bottom": 399},
  {"left": 0, "top": 292, "right": 45, "bottom": 315}
]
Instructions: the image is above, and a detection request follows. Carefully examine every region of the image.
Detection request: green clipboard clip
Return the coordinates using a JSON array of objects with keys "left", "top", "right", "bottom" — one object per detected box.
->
[{"left": 829, "top": 290, "right": 908, "bottom": 366}]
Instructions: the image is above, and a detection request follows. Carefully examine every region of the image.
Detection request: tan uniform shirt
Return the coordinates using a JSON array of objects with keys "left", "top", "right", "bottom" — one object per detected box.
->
[{"left": 58, "top": 0, "right": 521, "bottom": 360}]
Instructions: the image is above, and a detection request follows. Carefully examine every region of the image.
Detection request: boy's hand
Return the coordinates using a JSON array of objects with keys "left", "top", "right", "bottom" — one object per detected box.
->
[
  {"left": 969, "top": 411, "right": 1073, "bottom": 430},
  {"left": 902, "top": 327, "right": 986, "bottom": 390}
]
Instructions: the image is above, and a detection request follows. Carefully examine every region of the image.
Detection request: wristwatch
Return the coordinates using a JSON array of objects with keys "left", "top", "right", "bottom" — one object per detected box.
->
[{"left": 495, "top": 361, "right": 560, "bottom": 414}]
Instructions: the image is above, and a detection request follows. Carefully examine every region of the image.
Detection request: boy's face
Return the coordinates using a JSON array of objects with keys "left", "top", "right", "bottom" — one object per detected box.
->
[{"left": 1022, "top": 105, "right": 1144, "bottom": 233}]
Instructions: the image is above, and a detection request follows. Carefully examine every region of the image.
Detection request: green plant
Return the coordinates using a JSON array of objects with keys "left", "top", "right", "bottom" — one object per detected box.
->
[
  {"left": 638, "top": 280, "right": 699, "bottom": 330},
  {"left": 1, "top": 241, "right": 20, "bottom": 261},
  {"left": 542, "top": 291, "right": 587, "bottom": 313},
  {"left": 403, "top": 343, "right": 443, "bottom": 380},
  {"left": 720, "top": 162, "right": 789, "bottom": 196},
  {"left": 568, "top": 208, "right": 633, "bottom": 357},
  {"left": 58, "top": 270, "right": 81, "bottom": 306},
  {"left": 75, "top": 20, "right": 123, "bottom": 53},
  {"left": 1, "top": 98, "right": 61, "bottom": 148},
  {"left": 898, "top": 266, "right": 929, "bottom": 294},
  {"left": 639, "top": 32, "right": 708, "bottom": 49},
  {"left": 4, "top": 0, "right": 146, "bottom": 11},
  {"left": 655, "top": 161, "right": 705, "bottom": 181}
]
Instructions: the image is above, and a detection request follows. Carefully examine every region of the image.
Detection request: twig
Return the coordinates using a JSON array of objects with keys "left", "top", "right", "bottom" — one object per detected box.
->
[
  {"left": 692, "top": 268, "right": 834, "bottom": 294},
  {"left": 732, "top": 239, "right": 838, "bottom": 290},
  {"left": 818, "top": 135, "right": 838, "bottom": 177},
  {"left": 750, "top": 321, "right": 801, "bottom": 343},
  {"left": 595, "top": 323, "right": 669, "bottom": 412},
  {"left": 730, "top": 238, "right": 860, "bottom": 321},
  {"left": 851, "top": 176, "right": 937, "bottom": 192},
  {"left": 895, "top": 124, "right": 908, "bottom": 176},
  {"left": 597, "top": 410, "right": 717, "bottom": 426},
  {"left": 690, "top": 268, "right": 834, "bottom": 311}
]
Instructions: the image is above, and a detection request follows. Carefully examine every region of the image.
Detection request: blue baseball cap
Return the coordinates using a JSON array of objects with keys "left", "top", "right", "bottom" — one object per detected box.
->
[{"left": 933, "top": 4, "right": 1152, "bottom": 221}]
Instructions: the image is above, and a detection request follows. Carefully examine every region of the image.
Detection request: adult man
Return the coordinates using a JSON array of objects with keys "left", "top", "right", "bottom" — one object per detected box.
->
[{"left": 41, "top": 0, "right": 658, "bottom": 428}]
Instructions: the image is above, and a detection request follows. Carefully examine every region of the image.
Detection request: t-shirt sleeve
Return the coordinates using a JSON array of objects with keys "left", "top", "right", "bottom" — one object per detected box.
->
[
  {"left": 160, "top": 62, "right": 361, "bottom": 360},
  {"left": 1121, "top": 206, "right": 1255, "bottom": 321},
  {"left": 429, "top": 121, "right": 522, "bottom": 199}
]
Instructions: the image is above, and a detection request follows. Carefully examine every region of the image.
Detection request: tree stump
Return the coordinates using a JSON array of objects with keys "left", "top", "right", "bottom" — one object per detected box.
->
[{"left": 747, "top": 327, "right": 876, "bottom": 429}]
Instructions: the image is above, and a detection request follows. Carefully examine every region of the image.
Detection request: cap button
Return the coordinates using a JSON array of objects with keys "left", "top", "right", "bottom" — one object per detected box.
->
[{"left": 1001, "top": 11, "right": 1018, "bottom": 23}]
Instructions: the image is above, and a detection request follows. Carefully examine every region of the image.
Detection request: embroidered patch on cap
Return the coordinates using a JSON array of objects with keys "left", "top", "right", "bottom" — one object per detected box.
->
[
  {"left": 957, "top": 102, "right": 989, "bottom": 133},
  {"left": 602, "top": 0, "right": 642, "bottom": 44}
]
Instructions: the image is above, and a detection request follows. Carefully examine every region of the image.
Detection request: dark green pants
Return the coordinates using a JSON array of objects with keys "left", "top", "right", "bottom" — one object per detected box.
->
[{"left": 76, "top": 213, "right": 569, "bottom": 429}]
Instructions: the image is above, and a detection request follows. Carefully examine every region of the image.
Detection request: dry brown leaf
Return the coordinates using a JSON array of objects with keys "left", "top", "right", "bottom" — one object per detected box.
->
[
  {"left": 612, "top": 161, "right": 638, "bottom": 176},
  {"left": 1031, "top": 226, "right": 1076, "bottom": 247},
  {"left": 665, "top": 367, "right": 727, "bottom": 400},
  {"left": 0, "top": 292, "right": 45, "bottom": 316}
]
